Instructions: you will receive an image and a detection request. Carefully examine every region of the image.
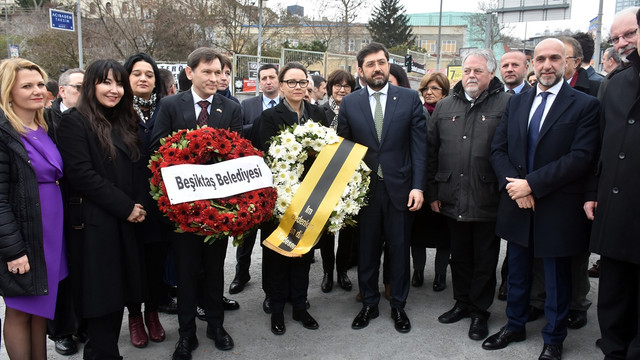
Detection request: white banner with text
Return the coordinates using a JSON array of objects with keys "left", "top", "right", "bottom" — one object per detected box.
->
[{"left": 161, "top": 156, "right": 274, "bottom": 205}]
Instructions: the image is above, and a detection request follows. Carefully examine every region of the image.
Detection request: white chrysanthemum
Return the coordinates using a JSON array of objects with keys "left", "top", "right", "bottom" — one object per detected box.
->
[
  {"left": 280, "top": 132, "right": 297, "bottom": 145},
  {"left": 325, "top": 131, "right": 340, "bottom": 144},
  {"left": 268, "top": 145, "right": 286, "bottom": 159},
  {"left": 312, "top": 139, "right": 325, "bottom": 152},
  {"left": 313, "top": 126, "right": 325, "bottom": 137},
  {"left": 275, "top": 161, "right": 289, "bottom": 172},
  {"left": 283, "top": 152, "right": 297, "bottom": 164}
]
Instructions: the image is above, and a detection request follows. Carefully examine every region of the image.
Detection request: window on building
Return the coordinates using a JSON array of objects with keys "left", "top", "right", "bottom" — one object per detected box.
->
[
  {"left": 421, "top": 40, "right": 437, "bottom": 52},
  {"left": 361, "top": 39, "right": 370, "bottom": 49},
  {"left": 348, "top": 39, "right": 355, "bottom": 52},
  {"left": 442, "top": 40, "right": 456, "bottom": 53},
  {"left": 105, "top": 2, "right": 112, "bottom": 14},
  {"left": 121, "top": 2, "right": 128, "bottom": 14},
  {"left": 89, "top": 3, "right": 96, "bottom": 14}
]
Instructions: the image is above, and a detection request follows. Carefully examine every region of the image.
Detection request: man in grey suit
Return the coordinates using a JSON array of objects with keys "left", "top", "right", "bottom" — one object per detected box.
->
[
  {"left": 240, "top": 64, "right": 280, "bottom": 138},
  {"left": 150, "top": 47, "right": 242, "bottom": 360},
  {"left": 228, "top": 63, "right": 280, "bottom": 295}
]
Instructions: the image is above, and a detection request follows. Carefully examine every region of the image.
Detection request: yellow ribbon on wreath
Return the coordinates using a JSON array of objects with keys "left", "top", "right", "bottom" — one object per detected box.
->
[{"left": 263, "top": 138, "right": 367, "bottom": 257}]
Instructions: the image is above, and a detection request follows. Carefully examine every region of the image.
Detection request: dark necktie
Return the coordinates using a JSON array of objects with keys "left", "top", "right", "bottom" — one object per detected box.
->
[
  {"left": 197, "top": 100, "right": 210, "bottom": 127},
  {"left": 507, "top": 89, "right": 515, "bottom": 94},
  {"left": 269, "top": 99, "right": 276, "bottom": 108},
  {"left": 527, "top": 92, "right": 550, "bottom": 173}
]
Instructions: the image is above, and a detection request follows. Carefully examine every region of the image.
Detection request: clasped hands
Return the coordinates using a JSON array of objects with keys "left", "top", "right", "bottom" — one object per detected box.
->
[
  {"left": 127, "top": 203, "right": 146, "bottom": 223},
  {"left": 505, "top": 177, "right": 535, "bottom": 210}
]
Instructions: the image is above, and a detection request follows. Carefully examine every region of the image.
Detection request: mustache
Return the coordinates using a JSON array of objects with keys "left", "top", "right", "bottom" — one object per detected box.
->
[{"left": 466, "top": 79, "right": 479, "bottom": 85}]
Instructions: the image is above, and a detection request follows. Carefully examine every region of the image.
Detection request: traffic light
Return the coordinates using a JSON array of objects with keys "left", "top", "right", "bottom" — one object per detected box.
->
[{"left": 404, "top": 55, "right": 413, "bottom": 73}]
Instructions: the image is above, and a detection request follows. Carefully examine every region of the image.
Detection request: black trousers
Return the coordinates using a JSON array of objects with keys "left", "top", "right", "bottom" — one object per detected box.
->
[
  {"left": 172, "top": 232, "right": 228, "bottom": 338},
  {"left": 320, "top": 226, "right": 354, "bottom": 274},
  {"left": 598, "top": 256, "right": 640, "bottom": 360},
  {"left": 411, "top": 209, "right": 450, "bottom": 276},
  {"left": 47, "top": 276, "right": 83, "bottom": 339},
  {"left": 83, "top": 309, "right": 124, "bottom": 360},
  {"left": 262, "top": 245, "right": 313, "bottom": 314},
  {"left": 233, "top": 227, "right": 259, "bottom": 281},
  {"left": 358, "top": 178, "right": 413, "bottom": 309},
  {"left": 446, "top": 219, "right": 499, "bottom": 318}
]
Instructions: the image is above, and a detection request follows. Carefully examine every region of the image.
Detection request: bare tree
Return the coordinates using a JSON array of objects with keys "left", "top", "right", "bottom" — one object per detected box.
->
[
  {"left": 465, "top": 0, "right": 513, "bottom": 50},
  {"left": 332, "top": 0, "right": 367, "bottom": 53}
]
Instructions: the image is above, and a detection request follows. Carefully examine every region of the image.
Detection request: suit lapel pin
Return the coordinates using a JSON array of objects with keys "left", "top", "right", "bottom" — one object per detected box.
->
[
  {"left": 393, "top": 96, "right": 397, "bottom": 100},
  {"left": 482, "top": 115, "right": 486, "bottom": 122},
  {"left": 452, "top": 116, "right": 456, "bottom": 122},
  {"left": 216, "top": 108, "right": 222, "bottom": 113}
]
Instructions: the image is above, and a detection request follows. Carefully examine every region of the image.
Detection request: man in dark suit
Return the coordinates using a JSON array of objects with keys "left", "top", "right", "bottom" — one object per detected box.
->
[
  {"left": 496, "top": 50, "right": 531, "bottom": 302},
  {"left": 239, "top": 64, "right": 280, "bottom": 138},
  {"left": 483, "top": 38, "right": 600, "bottom": 360},
  {"left": 338, "top": 42, "right": 426, "bottom": 333},
  {"left": 150, "top": 47, "right": 242, "bottom": 360},
  {"left": 229, "top": 64, "right": 280, "bottom": 295}
]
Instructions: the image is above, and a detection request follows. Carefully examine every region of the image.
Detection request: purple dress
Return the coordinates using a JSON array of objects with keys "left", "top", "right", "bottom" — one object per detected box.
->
[{"left": 4, "top": 127, "right": 68, "bottom": 319}]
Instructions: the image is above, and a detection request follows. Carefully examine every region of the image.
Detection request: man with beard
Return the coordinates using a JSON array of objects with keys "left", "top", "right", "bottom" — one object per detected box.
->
[
  {"left": 500, "top": 51, "right": 531, "bottom": 94},
  {"left": 338, "top": 42, "right": 426, "bottom": 333},
  {"left": 586, "top": 8, "right": 640, "bottom": 359},
  {"left": 610, "top": 7, "right": 639, "bottom": 64},
  {"left": 427, "top": 48, "right": 510, "bottom": 341},
  {"left": 484, "top": 38, "right": 600, "bottom": 360}
]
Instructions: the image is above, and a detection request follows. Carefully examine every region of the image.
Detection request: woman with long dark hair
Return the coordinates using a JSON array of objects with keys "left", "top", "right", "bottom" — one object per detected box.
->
[
  {"left": 0, "top": 58, "right": 67, "bottom": 360},
  {"left": 57, "top": 59, "right": 147, "bottom": 359},
  {"left": 123, "top": 52, "right": 168, "bottom": 349}
]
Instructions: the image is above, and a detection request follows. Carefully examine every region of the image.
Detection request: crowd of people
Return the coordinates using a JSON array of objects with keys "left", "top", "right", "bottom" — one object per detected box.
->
[{"left": 0, "top": 5, "right": 638, "bottom": 360}]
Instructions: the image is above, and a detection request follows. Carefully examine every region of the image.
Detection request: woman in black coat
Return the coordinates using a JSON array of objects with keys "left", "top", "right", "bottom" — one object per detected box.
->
[
  {"left": 57, "top": 59, "right": 147, "bottom": 359},
  {"left": 256, "top": 62, "right": 328, "bottom": 336},
  {"left": 123, "top": 51, "right": 168, "bottom": 348}
]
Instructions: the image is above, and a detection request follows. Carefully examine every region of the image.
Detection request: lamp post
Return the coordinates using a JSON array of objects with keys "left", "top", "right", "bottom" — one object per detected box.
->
[
  {"left": 255, "top": 0, "right": 264, "bottom": 96},
  {"left": 5, "top": 0, "right": 9, "bottom": 58}
]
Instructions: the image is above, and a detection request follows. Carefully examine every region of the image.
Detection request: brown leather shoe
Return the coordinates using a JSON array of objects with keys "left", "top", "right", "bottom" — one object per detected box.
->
[
  {"left": 129, "top": 314, "right": 149, "bottom": 348},
  {"left": 145, "top": 311, "right": 166, "bottom": 342}
]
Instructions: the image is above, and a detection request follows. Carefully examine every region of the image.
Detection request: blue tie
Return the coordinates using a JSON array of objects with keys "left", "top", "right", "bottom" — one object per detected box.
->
[
  {"left": 527, "top": 92, "right": 550, "bottom": 173},
  {"left": 269, "top": 99, "right": 276, "bottom": 108}
]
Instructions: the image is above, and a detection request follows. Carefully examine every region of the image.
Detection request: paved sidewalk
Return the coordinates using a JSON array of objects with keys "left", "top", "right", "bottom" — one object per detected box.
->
[{"left": 1, "top": 241, "right": 603, "bottom": 359}]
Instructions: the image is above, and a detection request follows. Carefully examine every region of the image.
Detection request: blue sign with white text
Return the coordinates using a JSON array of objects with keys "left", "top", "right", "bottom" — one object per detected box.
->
[{"left": 49, "top": 9, "right": 74, "bottom": 32}]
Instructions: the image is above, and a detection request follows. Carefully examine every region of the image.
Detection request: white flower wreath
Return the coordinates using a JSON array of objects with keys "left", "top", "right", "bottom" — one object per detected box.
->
[{"left": 265, "top": 121, "right": 371, "bottom": 234}]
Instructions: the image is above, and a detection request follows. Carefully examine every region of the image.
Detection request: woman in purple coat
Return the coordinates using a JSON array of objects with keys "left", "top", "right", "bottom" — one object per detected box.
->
[{"left": 0, "top": 58, "right": 67, "bottom": 359}]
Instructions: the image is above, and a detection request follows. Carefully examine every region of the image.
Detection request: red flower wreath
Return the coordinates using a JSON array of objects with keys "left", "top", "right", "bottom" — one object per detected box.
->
[{"left": 149, "top": 127, "right": 277, "bottom": 245}]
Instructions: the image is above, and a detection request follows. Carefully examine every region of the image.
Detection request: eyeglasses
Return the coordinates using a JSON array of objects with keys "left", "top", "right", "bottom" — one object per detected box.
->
[
  {"left": 64, "top": 84, "right": 82, "bottom": 91},
  {"left": 333, "top": 84, "right": 351, "bottom": 90},
  {"left": 566, "top": 56, "right": 579, "bottom": 59},
  {"left": 611, "top": 28, "right": 638, "bottom": 45},
  {"left": 284, "top": 79, "right": 309, "bottom": 88},
  {"left": 421, "top": 86, "right": 443, "bottom": 92}
]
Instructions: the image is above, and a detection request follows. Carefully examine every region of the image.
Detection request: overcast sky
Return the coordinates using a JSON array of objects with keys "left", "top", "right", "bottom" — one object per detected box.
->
[{"left": 271, "top": 0, "right": 620, "bottom": 38}]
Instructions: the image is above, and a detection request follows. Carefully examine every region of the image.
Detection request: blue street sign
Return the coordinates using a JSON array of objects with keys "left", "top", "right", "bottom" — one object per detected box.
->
[{"left": 49, "top": 8, "right": 74, "bottom": 32}]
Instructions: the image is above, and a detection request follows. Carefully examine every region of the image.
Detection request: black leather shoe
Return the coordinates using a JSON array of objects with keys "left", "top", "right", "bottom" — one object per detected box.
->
[
  {"left": 469, "top": 317, "right": 489, "bottom": 340},
  {"left": 293, "top": 309, "right": 319, "bottom": 329},
  {"left": 271, "top": 313, "right": 286, "bottom": 335},
  {"left": 539, "top": 343, "right": 562, "bottom": 360},
  {"left": 222, "top": 296, "right": 240, "bottom": 311},
  {"left": 352, "top": 305, "right": 379, "bottom": 329},
  {"left": 321, "top": 272, "right": 333, "bottom": 293},
  {"left": 337, "top": 272, "right": 352, "bottom": 291},
  {"left": 172, "top": 335, "right": 199, "bottom": 360},
  {"left": 158, "top": 297, "right": 179, "bottom": 314},
  {"left": 263, "top": 296, "right": 271, "bottom": 314},
  {"left": 528, "top": 306, "right": 544, "bottom": 322},
  {"left": 196, "top": 306, "right": 206, "bottom": 321},
  {"left": 482, "top": 327, "right": 526, "bottom": 350},
  {"left": 54, "top": 335, "right": 78, "bottom": 356},
  {"left": 391, "top": 307, "right": 411, "bottom": 333},
  {"left": 433, "top": 273, "right": 446, "bottom": 292},
  {"left": 229, "top": 275, "right": 250, "bottom": 294},
  {"left": 412, "top": 271, "right": 424, "bottom": 287},
  {"left": 438, "top": 306, "right": 470, "bottom": 324},
  {"left": 497, "top": 281, "right": 507, "bottom": 301},
  {"left": 567, "top": 310, "right": 587, "bottom": 329},
  {"left": 206, "top": 326, "right": 234, "bottom": 351}
]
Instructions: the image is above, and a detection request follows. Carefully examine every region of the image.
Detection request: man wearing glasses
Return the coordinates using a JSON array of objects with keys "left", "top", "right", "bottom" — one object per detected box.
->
[
  {"left": 610, "top": 6, "right": 639, "bottom": 63},
  {"left": 46, "top": 68, "right": 84, "bottom": 130}
]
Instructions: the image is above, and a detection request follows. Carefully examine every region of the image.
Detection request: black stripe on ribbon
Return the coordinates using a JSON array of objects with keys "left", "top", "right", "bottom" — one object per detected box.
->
[{"left": 278, "top": 139, "right": 356, "bottom": 251}]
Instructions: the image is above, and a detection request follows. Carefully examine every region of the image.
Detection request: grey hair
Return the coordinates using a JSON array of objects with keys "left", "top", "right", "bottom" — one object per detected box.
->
[
  {"left": 58, "top": 68, "right": 85, "bottom": 86},
  {"left": 613, "top": 6, "right": 639, "bottom": 23},
  {"left": 604, "top": 47, "right": 621, "bottom": 63},
  {"left": 462, "top": 48, "right": 497, "bottom": 73}
]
